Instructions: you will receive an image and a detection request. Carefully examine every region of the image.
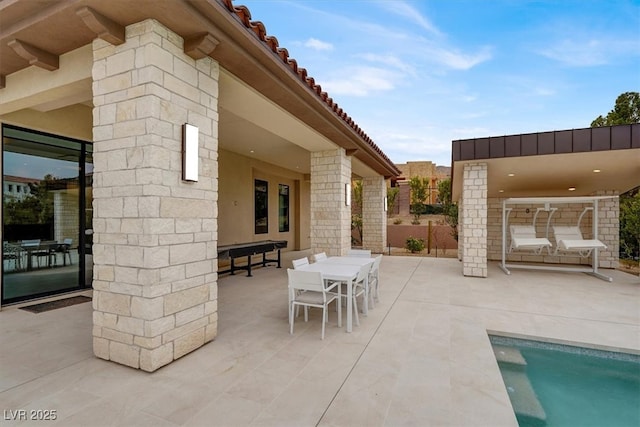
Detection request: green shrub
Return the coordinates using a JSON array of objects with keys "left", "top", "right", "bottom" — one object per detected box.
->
[
  {"left": 405, "top": 236, "right": 425, "bottom": 253},
  {"left": 393, "top": 218, "right": 403, "bottom": 225}
]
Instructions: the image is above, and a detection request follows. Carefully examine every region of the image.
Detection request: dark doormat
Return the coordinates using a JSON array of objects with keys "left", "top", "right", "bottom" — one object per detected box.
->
[{"left": 19, "top": 295, "right": 92, "bottom": 313}]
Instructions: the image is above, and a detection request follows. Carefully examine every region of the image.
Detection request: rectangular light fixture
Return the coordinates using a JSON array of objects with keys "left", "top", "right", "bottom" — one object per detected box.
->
[
  {"left": 182, "top": 124, "right": 198, "bottom": 182},
  {"left": 345, "top": 183, "right": 351, "bottom": 206},
  {"left": 384, "top": 196, "right": 388, "bottom": 212}
]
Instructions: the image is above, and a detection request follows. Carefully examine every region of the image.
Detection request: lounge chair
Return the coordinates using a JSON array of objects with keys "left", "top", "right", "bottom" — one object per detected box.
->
[
  {"left": 509, "top": 225, "right": 552, "bottom": 255},
  {"left": 552, "top": 226, "right": 606, "bottom": 257}
]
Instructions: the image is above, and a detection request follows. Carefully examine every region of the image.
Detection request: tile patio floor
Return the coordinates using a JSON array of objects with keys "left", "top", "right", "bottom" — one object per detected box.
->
[{"left": 1, "top": 254, "right": 638, "bottom": 426}]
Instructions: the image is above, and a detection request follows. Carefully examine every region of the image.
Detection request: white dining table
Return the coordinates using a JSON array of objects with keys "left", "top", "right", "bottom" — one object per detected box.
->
[
  {"left": 321, "top": 256, "right": 374, "bottom": 266},
  {"left": 321, "top": 256, "right": 374, "bottom": 315},
  {"left": 298, "top": 256, "right": 374, "bottom": 332}
]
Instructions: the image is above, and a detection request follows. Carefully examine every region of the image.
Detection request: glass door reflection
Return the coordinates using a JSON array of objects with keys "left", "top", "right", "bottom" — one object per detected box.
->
[{"left": 2, "top": 126, "right": 91, "bottom": 304}]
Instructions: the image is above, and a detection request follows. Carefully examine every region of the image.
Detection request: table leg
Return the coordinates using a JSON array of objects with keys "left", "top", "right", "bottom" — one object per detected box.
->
[{"left": 247, "top": 255, "right": 252, "bottom": 277}]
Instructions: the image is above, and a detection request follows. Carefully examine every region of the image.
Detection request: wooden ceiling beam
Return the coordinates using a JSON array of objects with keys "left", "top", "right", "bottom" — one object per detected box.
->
[
  {"left": 184, "top": 33, "right": 220, "bottom": 60},
  {"left": 76, "top": 6, "right": 125, "bottom": 45},
  {"left": 7, "top": 39, "right": 59, "bottom": 71}
]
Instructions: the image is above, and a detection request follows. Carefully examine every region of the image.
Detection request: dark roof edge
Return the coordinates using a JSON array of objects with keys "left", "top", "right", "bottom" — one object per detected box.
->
[{"left": 451, "top": 123, "right": 640, "bottom": 162}]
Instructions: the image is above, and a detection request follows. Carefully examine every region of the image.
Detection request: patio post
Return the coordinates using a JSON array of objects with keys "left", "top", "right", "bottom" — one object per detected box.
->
[
  {"left": 310, "top": 149, "right": 351, "bottom": 256},
  {"left": 461, "top": 163, "right": 488, "bottom": 277},
  {"left": 91, "top": 20, "right": 219, "bottom": 371},
  {"left": 362, "top": 176, "right": 387, "bottom": 253}
]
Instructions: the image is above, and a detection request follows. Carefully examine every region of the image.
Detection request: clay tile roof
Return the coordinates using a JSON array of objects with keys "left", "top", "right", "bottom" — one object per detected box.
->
[{"left": 220, "top": 0, "right": 399, "bottom": 174}]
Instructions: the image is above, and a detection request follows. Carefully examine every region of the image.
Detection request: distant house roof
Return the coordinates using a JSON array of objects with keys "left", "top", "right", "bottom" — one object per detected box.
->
[{"left": 3, "top": 175, "right": 39, "bottom": 184}]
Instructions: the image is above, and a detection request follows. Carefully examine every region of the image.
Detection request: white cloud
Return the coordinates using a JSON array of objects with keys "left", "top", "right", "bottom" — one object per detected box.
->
[
  {"left": 424, "top": 43, "right": 493, "bottom": 70},
  {"left": 369, "top": 129, "right": 454, "bottom": 165},
  {"left": 537, "top": 39, "right": 608, "bottom": 66},
  {"left": 450, "top": 127, "right": 491, "bottom": 138},
  {"left": 304, "top": 38, "right": 333, "bottom": 51},
  {"left": 357, "top": 53, "right": 416, "bottom": 76},
  {"left": 536, "top": 36, "right": 640, "bottom": 67},
  {"left": 375, "top": 0, "right": 442, "bottom": 36},
  {"left": 534, "top": 87, "right": 555, "bottom": 96},
  {"left": 321, "top": 66, "right": 397, "bottom": 96}
]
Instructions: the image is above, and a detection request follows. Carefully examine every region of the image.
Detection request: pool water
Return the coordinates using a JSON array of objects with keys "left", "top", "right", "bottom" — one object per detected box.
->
[{"left": 490, "top": 336, "right": 640, "bottom": 427}]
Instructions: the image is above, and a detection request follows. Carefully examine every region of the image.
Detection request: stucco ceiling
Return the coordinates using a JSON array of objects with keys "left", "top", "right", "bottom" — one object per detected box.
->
[{"left": 452, "top": 148, "right": 640, "bottom": 200}]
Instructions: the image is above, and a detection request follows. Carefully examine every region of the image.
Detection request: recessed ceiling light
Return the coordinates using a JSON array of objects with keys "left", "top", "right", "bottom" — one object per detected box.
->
[
  {"left": 593, "top": 169, "right": 601, "bottom": 173},
  {"left": 568, "top": 187, "right": 576, "bottom": 191},
  {"left": 499, "top": 189, "right": 504, "bottom": 193},
  {"left": 250, "top": 150, "right": 255, "bottom": 153},
  {"left": 507, "top": 173, "right": 515, "bottom": 177}
]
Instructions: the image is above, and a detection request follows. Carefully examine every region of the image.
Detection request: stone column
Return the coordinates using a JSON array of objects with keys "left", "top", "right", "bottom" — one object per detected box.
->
[
  {"left": 91, "top": 19, "right": 219, "bottom": 372},
  {"left": 595, "top": 190, "right": 619, "bottom": 269},
  {"left": 457, "top": 196, "right": 464, "bottom": 261},
  {"left": 362, "top": 176, "right": 387, "bottom": 253},
  {"left": 461, "top": 163, "right": 488, "bottom": 277},
  {"left": 310, "top": 149, "right": 351, "bottom": 256}
]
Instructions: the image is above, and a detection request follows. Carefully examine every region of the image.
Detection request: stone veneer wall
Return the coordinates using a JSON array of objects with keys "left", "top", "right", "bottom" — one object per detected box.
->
[
  {"left": 91, "top": 20, "right": 219, "bottom": 371},
  {"left": 461, "top": 163, "right": 487, "bottom": 277},
  {"left": 362, "top": 176, "right": 387, "bottom": 253},
  {"left": 310, "top": 149, "right": 351, "bottom": 256},
  {"left": 487, "top": 192, "right": 619, "bottom": 268}
]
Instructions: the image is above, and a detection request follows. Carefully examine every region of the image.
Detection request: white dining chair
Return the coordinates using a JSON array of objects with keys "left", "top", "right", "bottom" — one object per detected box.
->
[
  {"left": 313, "top": 252, "right": 327, "bottom": 262},
  {"left": 368, "top": 254, "right": 383, "bottom": 307},
  {"left": 348, "top": 249, "right": 371, "bottom": 258},
  {"left": 292, "top": 257, "right": 309, "bottom": 269},
  {"left": 288, "top": 269, "right": 341, "bottom": 340}
]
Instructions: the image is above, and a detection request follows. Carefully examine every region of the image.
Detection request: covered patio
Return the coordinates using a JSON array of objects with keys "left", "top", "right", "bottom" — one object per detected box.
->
[{"left": 2, "top": 255, "right": 638, "bottom": 426}]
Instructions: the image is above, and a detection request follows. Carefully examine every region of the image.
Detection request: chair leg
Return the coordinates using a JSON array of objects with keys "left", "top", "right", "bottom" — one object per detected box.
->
[
  {"left": 290, "top": 302, "right": 296, "bottom": 335},
  {"left": 353, "top": 296, "right": 360, "bottom": 326},
  {"left": 321, "top": 307, "right": 326, "bottom": 340},
  {"left": 369, "top": 282, "right": 376, "bottom": 309}
]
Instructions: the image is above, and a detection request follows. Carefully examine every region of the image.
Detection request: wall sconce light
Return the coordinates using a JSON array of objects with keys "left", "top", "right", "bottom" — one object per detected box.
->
[
  {"left": 384, "top": 196, "right": 388, "bottom": 212},
  {"left": 345, "top": 183, "right": 351, "bottom": 206},
  {"left": 182, "top": 123, "right": 199, "bottom": 182}
]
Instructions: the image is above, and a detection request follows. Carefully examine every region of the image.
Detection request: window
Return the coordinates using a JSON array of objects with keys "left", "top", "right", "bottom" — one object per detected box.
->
[
  {"left": 279, "top": 184, "right": 289, "bottom": 232},
  {"left": 255, "top": 179, "right": 268, "bottom": 234},
  {"left": 2, "top": 124, "right": 93, "bottom": 304}
]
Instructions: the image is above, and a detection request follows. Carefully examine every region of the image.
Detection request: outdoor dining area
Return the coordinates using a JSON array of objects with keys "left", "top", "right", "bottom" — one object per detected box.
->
[
  {"left": 288, "top": 250, "right": 383, "bottom": 339},
  {"left": 2, "top": 238, "right": 74, "bottom": 272}
]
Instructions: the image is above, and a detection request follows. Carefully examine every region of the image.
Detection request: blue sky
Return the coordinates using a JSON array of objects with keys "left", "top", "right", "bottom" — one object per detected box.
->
[{"left": 239, "top": 0, "right": 640, "bottom": 166}]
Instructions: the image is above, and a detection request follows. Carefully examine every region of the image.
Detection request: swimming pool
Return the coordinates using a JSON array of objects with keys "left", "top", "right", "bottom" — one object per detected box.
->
[{"left": 490, "top": 335, "right": 640, "bottom": 427}]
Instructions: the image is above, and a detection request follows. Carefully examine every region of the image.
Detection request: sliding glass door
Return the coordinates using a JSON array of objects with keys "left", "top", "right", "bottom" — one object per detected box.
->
[{"left": 2, "top": 125, "right": 92, "bottom": 304}]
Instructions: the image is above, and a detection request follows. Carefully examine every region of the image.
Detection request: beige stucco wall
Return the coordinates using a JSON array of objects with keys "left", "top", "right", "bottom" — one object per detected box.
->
[
  {"left": 0, "top": 104, "right": 93, "bottom": 141},
  {"left": 218, "top": 148, "right": 310, "bottom": 250}
]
